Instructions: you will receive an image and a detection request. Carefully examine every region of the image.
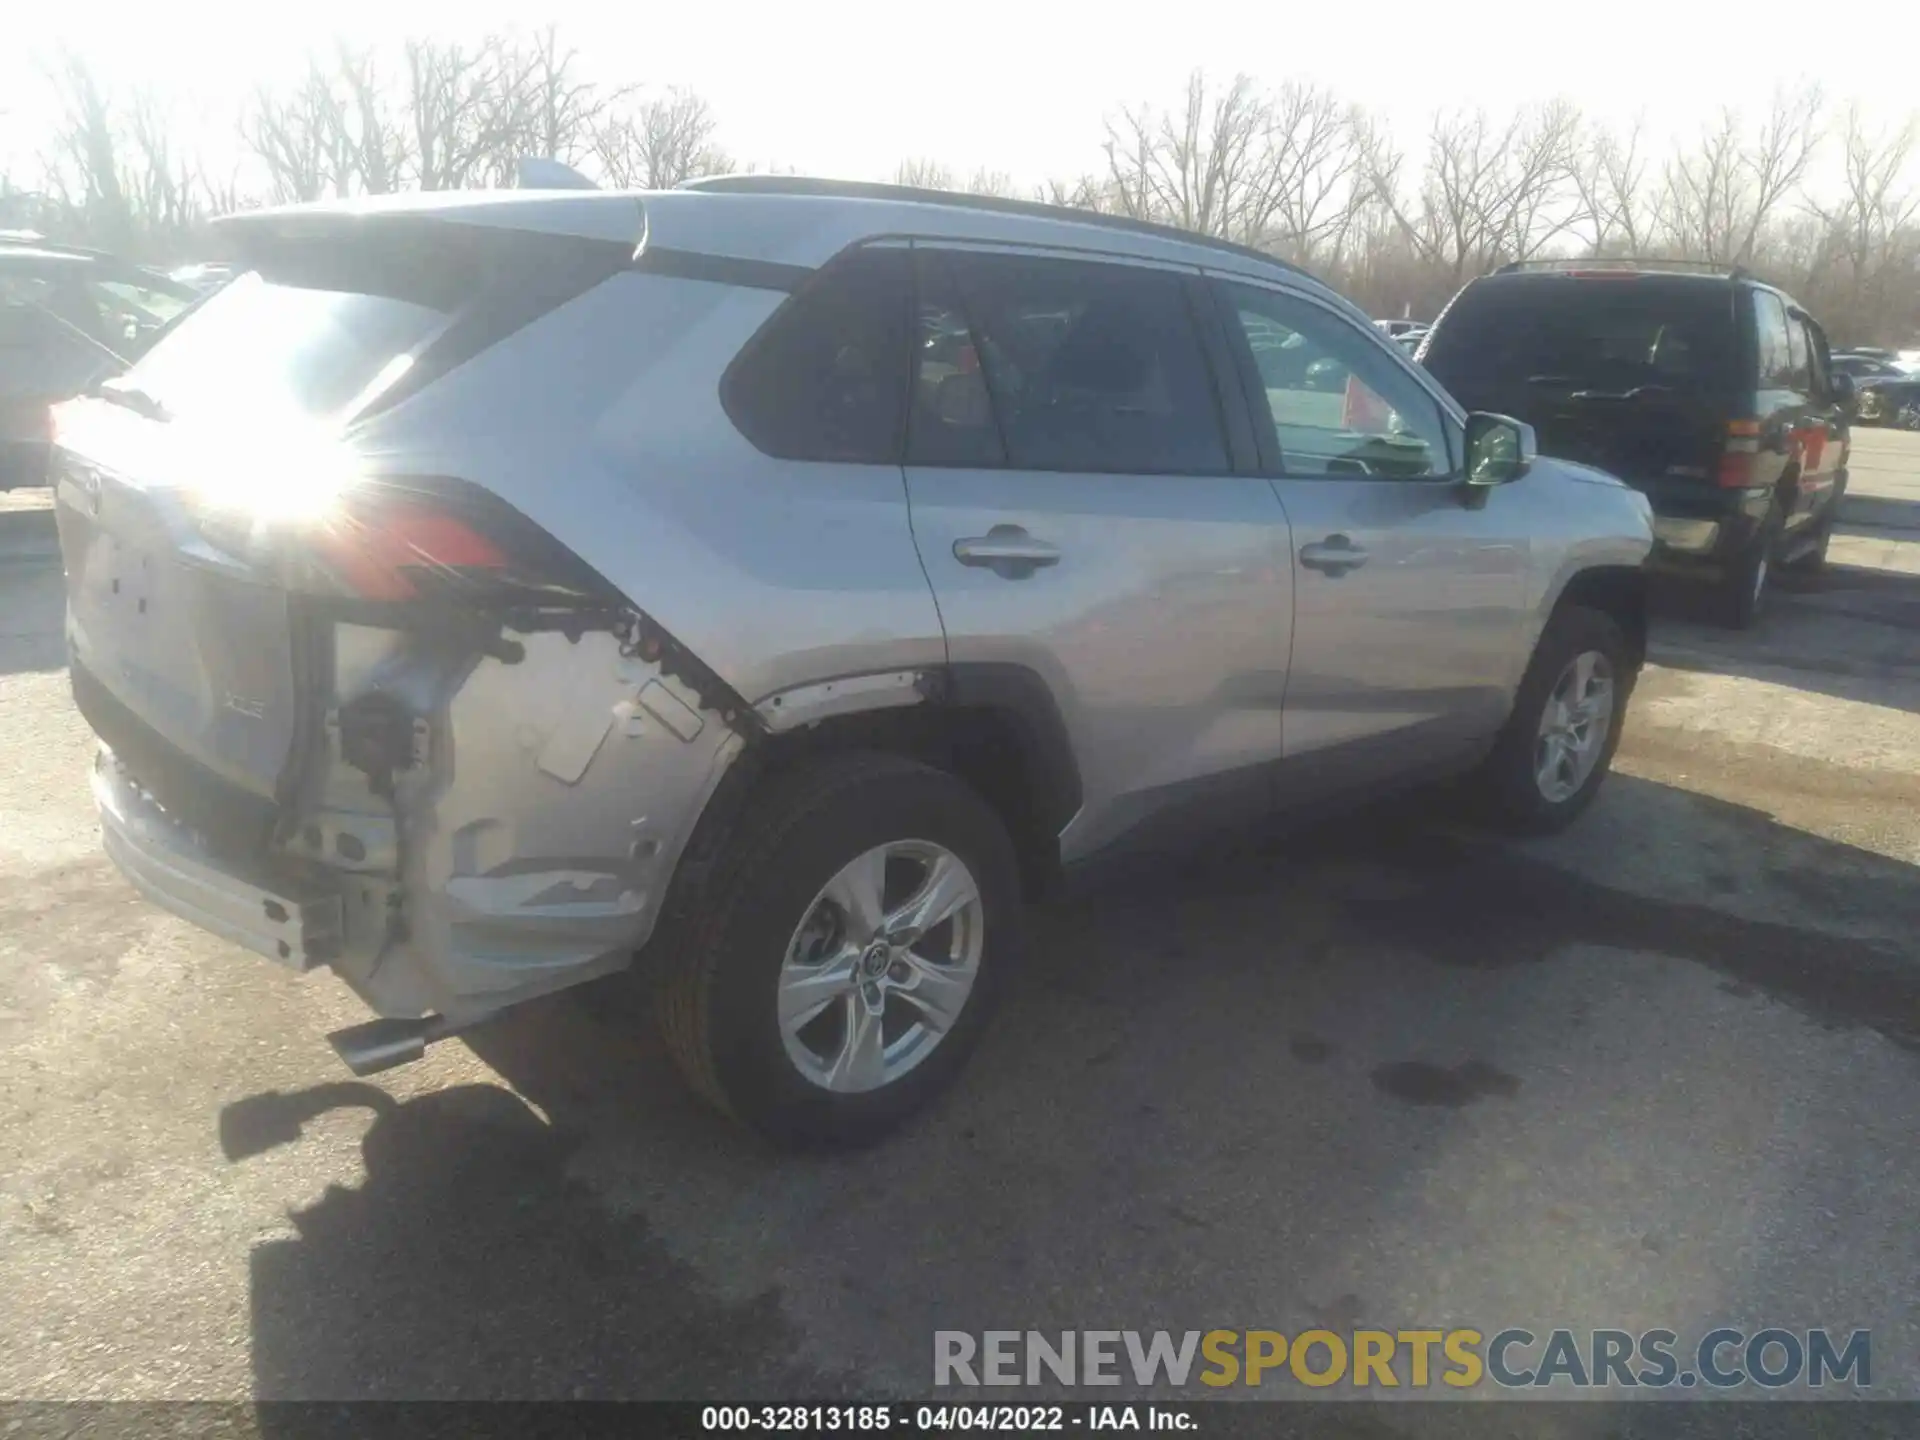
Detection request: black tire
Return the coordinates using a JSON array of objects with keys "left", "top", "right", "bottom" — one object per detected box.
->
[
  {"left": 1717, "top": 504, "right": 1782, "bottom": 629},
  {"left": 1470, "top": 605, "right": 1634, "bottom": 835},
  {"left": 1786, "top": 469, "right": 1847, "bottom": 575},
  {"left": 655, "top": 751, "right": 1022, "bottom": 1148}
]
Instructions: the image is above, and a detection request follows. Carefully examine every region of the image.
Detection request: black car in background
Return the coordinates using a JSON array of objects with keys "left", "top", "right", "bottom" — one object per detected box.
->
[
  {"left": 1837, "top": 356, "right": 1920, "bottom": 428},
  {"left": 0, "top": 240, "right": 196, "bottom": 489},
  {"left": 1417, "top": 260, "right": 1850, "bottom": 627}
]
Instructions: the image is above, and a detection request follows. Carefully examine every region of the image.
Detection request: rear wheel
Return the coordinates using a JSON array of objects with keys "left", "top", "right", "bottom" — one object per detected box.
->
[
  {"left": 1899, "top": 402, "right": 1920, "bottom": 431},
  {"left": 1470, "top": 605, "right": 1632, "bottom": 835},
  {"left": 655, "top": 751, "right": 1022, "bottom": 1148},
  {"left": 1717, "top": 504, "right": 1782, "bottom": 629}
]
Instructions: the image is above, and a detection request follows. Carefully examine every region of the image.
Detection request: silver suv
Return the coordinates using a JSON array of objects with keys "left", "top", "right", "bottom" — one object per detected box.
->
[{"left": 53, "top": 179, "right": 1653, "bottom": 1145}]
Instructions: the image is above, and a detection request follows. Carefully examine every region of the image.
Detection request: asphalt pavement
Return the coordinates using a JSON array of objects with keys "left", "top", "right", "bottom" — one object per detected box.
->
[{"left": 3, "top": 436, "right": 1919, "bottom": 1430}]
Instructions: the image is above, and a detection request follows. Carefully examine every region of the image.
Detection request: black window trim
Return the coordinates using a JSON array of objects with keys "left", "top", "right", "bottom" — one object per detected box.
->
[
  {"left": 1207, "top": 271, "right": 1466, "bottom": 484},
  {"left": 906, "top": 246, "right": 1009, "bottom": 470},
  {"left": 903, "top": 241, "right": 1243, "bottom": 480}
]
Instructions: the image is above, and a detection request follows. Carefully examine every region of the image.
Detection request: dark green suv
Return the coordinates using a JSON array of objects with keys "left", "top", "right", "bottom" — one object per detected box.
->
[{"left": 1417, "top": 261, "right": 1850, "bottom": 627}]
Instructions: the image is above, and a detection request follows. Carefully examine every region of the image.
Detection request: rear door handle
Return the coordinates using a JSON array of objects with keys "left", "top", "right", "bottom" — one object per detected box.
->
[
  {"left": 1299, "top": 535, "right": 1369, "bottom": 576},
  {"left": 953, "top": 526, "right": 1061, "bottom": 578}
]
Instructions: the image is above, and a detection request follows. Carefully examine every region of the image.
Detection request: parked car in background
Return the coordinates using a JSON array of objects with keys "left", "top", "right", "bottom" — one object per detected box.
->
[
  {"left": 1847, "top": 363, "right": 1920, "bottom": 427},
  {"left": 51, "top": 179, "right": 1652, "bottom": 1145},
  {"left": 1418, "top": 259, "right": 1849, "bottom": 628},
  {"left": 1374, "top": 318, "right": 1423, "bottom": 339},
  {"left": 1, "top": 240, "right": 196, "bottom": 489},
  {"left": 1830, "top": 352, "right": 1907, "bottom": 380},
  {"left": 1395, "top": 326, "right": 1428, "bottom": 356},
  {"left": 168, "top": 262, "right": 237, "bottom": 296}
]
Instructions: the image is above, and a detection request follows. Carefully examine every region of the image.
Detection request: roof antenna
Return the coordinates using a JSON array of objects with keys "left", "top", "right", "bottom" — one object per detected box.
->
[{"left": 515, "top": 158, "right": 598, "bottom": 191}]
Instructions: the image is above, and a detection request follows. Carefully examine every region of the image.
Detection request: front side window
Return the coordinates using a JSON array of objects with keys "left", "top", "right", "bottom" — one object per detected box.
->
[
  {"left": 1221, "top": 281, "right": 1451, "bottom": 479},
  {"left": 930, "top": 250, "right": 1229, "bottom": 475},
  {"left": 723, "top": 247, "right": 911, "bottom": 464}
]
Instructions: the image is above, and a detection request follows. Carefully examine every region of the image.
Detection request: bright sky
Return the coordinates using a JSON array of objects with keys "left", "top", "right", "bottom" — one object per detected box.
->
[{"left": 2, "top": 0, "right": 1908, "bottom": 193}]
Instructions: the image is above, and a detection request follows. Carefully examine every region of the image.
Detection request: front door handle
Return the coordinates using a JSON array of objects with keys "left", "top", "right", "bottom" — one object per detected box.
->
[
  {"left": 1299, "top": 534, "right": 1370, "bottom": 576},
  {"left": 954, "top": 525, "right": 1061, "bottom": 578}
]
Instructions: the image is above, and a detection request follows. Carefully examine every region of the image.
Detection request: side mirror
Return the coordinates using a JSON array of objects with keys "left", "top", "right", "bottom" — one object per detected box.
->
[
  {"left": 1830, "top": 371, "right": 1856, "bottom": 406},
  {"left": 1464, "top": 412, "right": 1536, "bottom": 487}
]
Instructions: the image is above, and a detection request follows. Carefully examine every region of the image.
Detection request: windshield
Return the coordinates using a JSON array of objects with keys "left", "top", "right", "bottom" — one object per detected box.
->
[
  {"left": 1424, "top": 280, "right": 1738, "bottom": 401},
  {"left": 120, "top": 269, "right": 452, "bottom": 422}
]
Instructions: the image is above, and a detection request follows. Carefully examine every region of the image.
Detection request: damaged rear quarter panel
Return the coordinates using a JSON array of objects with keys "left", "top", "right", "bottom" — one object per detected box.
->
[
  {"left": 347, "top": 267, "right": 950, "bottom": 706},
  {"left": 303, "top": 621, "right": 740, "bottom": 1020},
  {"left": 307, "top": 264, "right": 952, "bottom": 1017}
]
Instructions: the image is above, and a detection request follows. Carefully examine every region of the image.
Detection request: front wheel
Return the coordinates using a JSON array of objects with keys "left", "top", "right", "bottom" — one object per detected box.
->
[
  {"left": 655, "top": 751, "right": 1022, "bottom": 1148},
  {"left": 1470, "top": 605, "right": 1633, "bottom": 835}
]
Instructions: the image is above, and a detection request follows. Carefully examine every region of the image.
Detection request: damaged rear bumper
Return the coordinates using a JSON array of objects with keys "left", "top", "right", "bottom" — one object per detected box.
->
[
  {"left": 93, "top": 751, "right": 344, "bottom": 970},
  {"left": 87, "top": 624, "right": 744, "bottom": 1032}
]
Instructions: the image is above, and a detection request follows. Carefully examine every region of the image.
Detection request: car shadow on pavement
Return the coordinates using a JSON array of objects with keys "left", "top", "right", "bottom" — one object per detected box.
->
[
  {"left": 1649, "top": 560, "right": 1920, "bottom": 714},
  {"left": 1837, "top": 493, "right": 1920, "bottom": 534},
  {"left": 223, "top": 776, "right": 1920, "bottom": 1417}
]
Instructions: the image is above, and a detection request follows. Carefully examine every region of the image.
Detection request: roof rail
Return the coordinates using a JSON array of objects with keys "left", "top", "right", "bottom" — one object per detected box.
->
[
  {"left": 678, "top": 174, "right": 1316, "bottom": 284},
  {"left": 1493, "top": 257, "right": 1752, "bottom": 281}
]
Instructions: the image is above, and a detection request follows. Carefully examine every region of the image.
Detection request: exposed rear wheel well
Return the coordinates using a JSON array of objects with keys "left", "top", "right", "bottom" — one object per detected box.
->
[
  {"left": 1553, "top": 566, "right": 1647, "bottom": 670},
  {"left": 657, "top": 690, "right": 1074, "bottom": 950}
]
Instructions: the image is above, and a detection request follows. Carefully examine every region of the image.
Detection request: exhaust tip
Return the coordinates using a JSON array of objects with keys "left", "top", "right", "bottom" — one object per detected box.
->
[{"left": 327, "top": 1017, "right": 434, "bottom": 1076}]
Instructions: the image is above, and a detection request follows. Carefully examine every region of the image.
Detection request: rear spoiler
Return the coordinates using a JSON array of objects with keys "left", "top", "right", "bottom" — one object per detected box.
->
[
  {"left": 208, "top": 191, "right": 814, "bottom": 299},
  {"left": 210, "top": 191, "right": 648, "bottom": 260}
]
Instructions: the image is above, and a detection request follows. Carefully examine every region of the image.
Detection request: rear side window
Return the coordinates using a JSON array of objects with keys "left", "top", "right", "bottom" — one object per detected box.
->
[
  {"left": 1422, "top": 279, "right": 1738, "bottom": 402},
  {"left": 1753, "top": 292, "right": 1793, "bottom": 389},
  {"left": 1785, "top": 314, "right": 1812, "bottom": 392},
  {"left": 723, "top": 248, "right": 911, "bottom": 464},
  {"left": 1801, "top": 319, "right": 1831, "bottom": 396},
  {"left": 932, "top": 250, "right": 1229, "bottom": 475}
]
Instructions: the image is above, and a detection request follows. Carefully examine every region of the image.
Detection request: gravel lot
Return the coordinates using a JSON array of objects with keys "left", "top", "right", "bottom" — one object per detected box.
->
[{"left": 3, "top": 435, "right": 1919, "bottom": 1426}]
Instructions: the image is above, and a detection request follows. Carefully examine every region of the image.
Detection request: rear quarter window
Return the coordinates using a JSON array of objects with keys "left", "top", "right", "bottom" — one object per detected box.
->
[{"left": 722, "top": 248, "right": 911, "bottom": 465}]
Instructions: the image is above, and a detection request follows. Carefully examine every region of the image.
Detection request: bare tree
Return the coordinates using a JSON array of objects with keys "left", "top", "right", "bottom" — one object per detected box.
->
[
  {"left": 1254, "top": 85, "right": 1364, "bottom": 264},
  {"left": 895, "top": 158, "right": 954, "bottom": 190},
  {"left": 593, "top": 88, "right": 730, "bottom": 189},
  {"left": 243, "top": 63, "right": 346, "bottom": 203},
  {"left": 1571, "top": 118, "right": 1651, "bottom": 255},
  {"left": 1659, "top": 91, "right": 1823, "bottom": 264},
  {"left": 40, "top": 50, "right": 134, "bottom": 250},
  {"left": 518, "top": 26, "right": 608, "bottom": 165},
  {"left": 403, "top": 37, "right": 512, "bottom": 190},
  {"left": 123, "top": 91, "right": 202, "bottom": 239},
  {"left": 1365, "top": 102, "right": 1580, "bottom": 283},
  {"left": 1102, "top": 72, "right": 1271, "bottom": 239}
]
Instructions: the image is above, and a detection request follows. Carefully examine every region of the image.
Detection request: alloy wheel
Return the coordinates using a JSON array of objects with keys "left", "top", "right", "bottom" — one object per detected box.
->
[
  {"left": 777, "top": 840, "right": 985, "bottom": 1093},
  {"left": 1534, "top": 650, "right": 1615, "bottom": 803}
]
